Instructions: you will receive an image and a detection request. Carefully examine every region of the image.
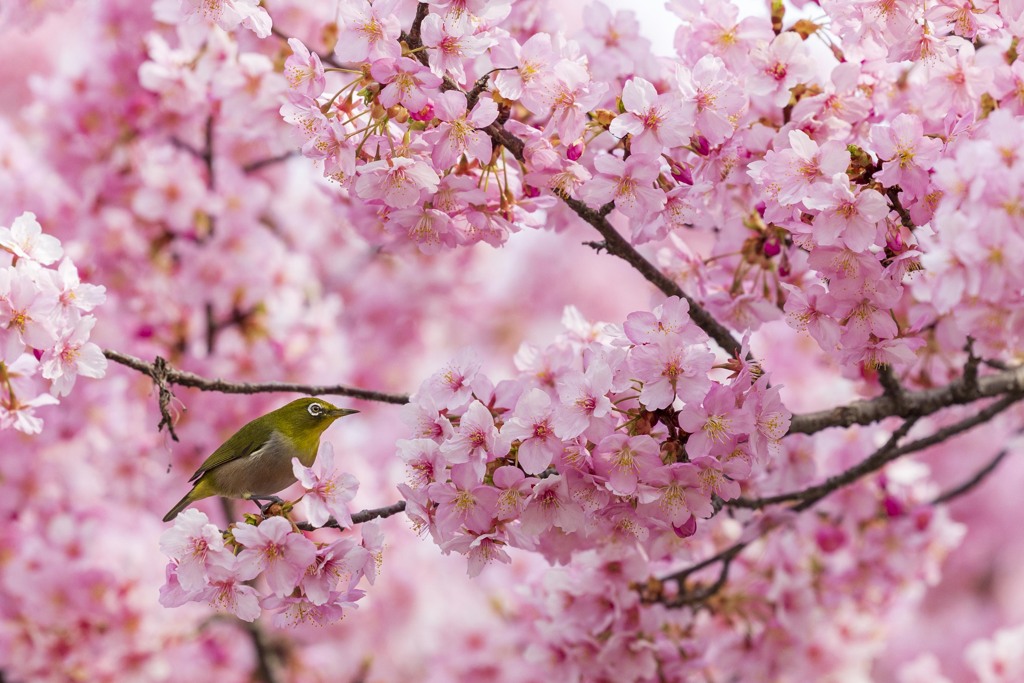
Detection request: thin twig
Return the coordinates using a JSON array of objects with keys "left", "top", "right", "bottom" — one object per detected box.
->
[
  {"left": 104, "top": 349, "right": 410, "bottom": 404},
  {"left": 931, "top": 449, "right": 1012, "bottom": 505},
  {"left": 243, "top": 150, "right": 300, "bottom": 173},
  {"left": 732, "top": 418, "right": 918, "bottom": 510},
  {"left": 244, "top": 621, "right": 283, "bottom": 683},
  {"left": 295, "top": 501, "right": 407, "bottom": 531},
  {"left": 885, "top": 187, "right": 915, "bottom": 230}
]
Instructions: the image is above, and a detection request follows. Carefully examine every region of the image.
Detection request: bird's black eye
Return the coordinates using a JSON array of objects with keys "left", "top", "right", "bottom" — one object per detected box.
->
[{"left": 308, "top": 403, "right": 323, "bottom": 417}]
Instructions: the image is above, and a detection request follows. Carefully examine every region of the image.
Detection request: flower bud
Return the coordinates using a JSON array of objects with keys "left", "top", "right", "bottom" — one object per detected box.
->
[
  {"left": 410, "top": 104, "right": 435, "bottom": 122},
  {"left": 668, "top": 159, "right": 693, "bottom": 185},
  {"left": 690, "top": 135, "right": 711, "bottom": 157},
  {"left": 566, "top": 137, "right": 585, "bottom": 161}
]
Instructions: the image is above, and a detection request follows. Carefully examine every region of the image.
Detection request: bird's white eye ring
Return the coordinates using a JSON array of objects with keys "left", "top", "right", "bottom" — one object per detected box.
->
[{"left": 308, "top": 403, "right": 323, "bottom": 416}]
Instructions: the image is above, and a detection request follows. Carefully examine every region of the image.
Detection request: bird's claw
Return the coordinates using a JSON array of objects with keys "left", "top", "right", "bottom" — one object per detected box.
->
[{"left": 247, "top": 495, "right": 284, "bottom": 515}]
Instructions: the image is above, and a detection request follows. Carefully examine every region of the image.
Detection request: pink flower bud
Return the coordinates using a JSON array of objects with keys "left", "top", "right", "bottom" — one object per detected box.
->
[
  {"left": 690, "top": 135, "right": 711, "bottom": 157},
  {"left": 566, "top": 137, "right": 585, "bottom": 161},
  {"left": 815, "top": 525, "right": 847, "bottom": 553},
  {"left": 886, "top": 223, "right": 905, "bottom": 252},
  {"left": 410, "top": 104, "right": 435, "bottom": 122},
  {"left": 882, "top": 495, "right": 904, "bottom": 518},
  {"left": 763, "top": 235, "right": 782, "bottom": 257},
  {"left": 672, "top": 515, "right": 697, "bottom": 538},
  {"left": 669, "top": 159, "right": 693, "bottom": 185}
]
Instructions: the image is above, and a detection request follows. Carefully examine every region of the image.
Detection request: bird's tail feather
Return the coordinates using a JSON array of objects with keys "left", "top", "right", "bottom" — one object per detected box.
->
[{"left": 162, "top": 481, "right": 214, "bottom": 522}]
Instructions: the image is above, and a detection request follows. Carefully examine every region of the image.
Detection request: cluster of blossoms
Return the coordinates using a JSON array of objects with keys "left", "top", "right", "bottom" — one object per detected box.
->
[
  {"left": 160, "top": 444, "right": 375, "bottom": 626},
  {"left": 398, "top": 299, "right": 790, "bottom": 574},
  {"left": 0, "top": 212, "right": 106, "bottom": 433},
  {"left": 267, "top": 0, "right": 1024, "bottom": 389},
  {"left": 514, "top": 448, "right": 965, "bottom": 682}
]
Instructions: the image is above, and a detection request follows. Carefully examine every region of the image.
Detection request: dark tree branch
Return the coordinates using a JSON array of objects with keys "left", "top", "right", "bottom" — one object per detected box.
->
[
  {"left": 660, "top": 539, "right": 748, "bottom": 593},
  {"left": 885, "top": 187, "right": 915, "bottom": 230},
  {"left": 295, "top": 501, "right": 407, "bottom": 531},
  {"left": 657, "top": 394, "right": 1024, "bottom": 604},
  {"left": 406, "top": 2, "right": 430, "bottom": 50},
  {"left": 659, "top": 554, "right": 736, "bottom": 608},
  {"left": 877, "top": 364, "right": 904, "bottom": 410},
  {"left": 559, "top": 195, "right": 742, "bottom": 357},
  {"left": 931, "top": 448, "right": 1012, "bottom": 505},
  {"left": 739, "top": 393, "right": 1024, "bottom": 511},
  {"left": 788, "top": 364, "right": 1024, "bottom": 435},
  {"left": 218, "top": 498, "right": 283, "bottom": 683},
  {"left": 104, "top": 349, "right": 410, "bottom": 405},
  {"left": 243, "top": 150, "right": 300, "bottom": 173},
  {"left": 732, "top": 418, "right": 918, "bottom": 510},
  {"left": 397, "top": 7, "right": 741, "bottom": 357},
  {"left": 246, "top": 622, "right": 283, "bottom": 683}
]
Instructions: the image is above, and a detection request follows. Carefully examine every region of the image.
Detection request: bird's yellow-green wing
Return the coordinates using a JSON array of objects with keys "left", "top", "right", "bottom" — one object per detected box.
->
[{"left": 187, "top": 418, "right": 274, "bottom": 483}]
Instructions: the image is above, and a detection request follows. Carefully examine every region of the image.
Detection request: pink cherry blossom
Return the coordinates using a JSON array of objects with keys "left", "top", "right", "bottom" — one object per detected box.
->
[
  {"left": 592, "top": 433, "right": 662, "bottom": 496},
  {"left": 870, "top": 113, "right": 943, "bottom": 199},
  {"left": 163, "top": 0, "right": 272, "bottom": 38},
  {"left": 492, "top": 465, "right": 537, "bottom": 520},
  {"left": 427, "top": 462, "right": 499, "bottom": 536},
  {"left": 40, "top": 316, "right": 107, "bottom": 397},
  {"left": 354, "top": 156, "right": 441, "bottom": 209},
  {"left": 492, "top": 33, "right": 555, "bottom": 101},
  {"left": 49, "top": 259, "right": 105, "bottom": 316},
  {"left": 440, "top": 399, "right": 510, "bottom": 468},
  {"left": 0, "top": 265, "right": 56, "bottom": 361},
  {"left": 301, "top": 539, "right": 369, "bottom": 605},
  {"left": 420, "top": 13, "right": 493, "bottom": 83},
  {"left": 748, "top": 32, "right": 814, "bottom": 107},
  {"left": 676, "top": 55, "right": 746, "bottom": 146},
  {"left": 397, "top": 438, "right": 447, "bottom": 488},
  {"left": 750, "top": 130, "right": 851, "bottom": 206},
  {"left": 441, "top": 531, "right": 512, "bottom": 577},
  {"left": 0, "top": 212, "right": 62, "bottom": 265},
  {"left": 428, "top": 91, "right": 498, "bottom": 168},
  {"left": 233, "top": 517, "right": 317, "bottom": 597},
  {"left": 579, "top": 153, "right": 666, "bottom": 219},
  {"left": 371, "top": 57, "right": 443, "bottom": 111},
  {"left": 609, "top": 77, "right": 693, "bottom": 155},
  {"left": 629, "top": 340, "right": 714, "bottom": 409},
  {"left": 526, "top": 60, "right": 608, "bottom": 142},
  {"left": 159, "top": 509, "right": 233, "bottom": 593},
  {"left": 677, "top": 382, "right": 754, "bottom": 458},
  {"left": 502, "top": 387, "right": 561, "bottom": 474},
  {"left": 284, "top": 38, "right": 325, "bottom": 99},
  {"left": 520, "top": 475, "right": 584, "bottom": 536},
  {"left": 636, "top": 462, "right": 711, "bottom": 526},
  {"left": 335, "top": 0, "right": 402, "bottom": 63},
  {"left": 552, "top": 363, "right": 613, "bottom": 439},
  {"left": 623, "top": 295, "right": 708, "bottom": 346},
  {"left": 198, "top": 556, "right": 262, "bottom": 622},
  {"left": 802, "top": 174, "right": 890, "bottom": 250},
  {"left": 292, "top": 443, "right": 359, "bottom": 528}
]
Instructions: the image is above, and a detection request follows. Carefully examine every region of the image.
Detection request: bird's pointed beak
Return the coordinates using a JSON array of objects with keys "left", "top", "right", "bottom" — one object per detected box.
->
[{"left": 330, "top": 408, "right": 359, "bottom": 418}]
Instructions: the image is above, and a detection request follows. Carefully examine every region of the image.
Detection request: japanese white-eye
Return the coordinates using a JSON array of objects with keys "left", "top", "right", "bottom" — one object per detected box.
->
[{"left": 162, "top": 397, "right": 358, "bottom": 522}]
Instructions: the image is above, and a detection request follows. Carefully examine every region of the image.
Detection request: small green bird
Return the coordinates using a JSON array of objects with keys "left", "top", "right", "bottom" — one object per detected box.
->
[{"left": 162, "top": 397, "right": 358, "bottom": 522}]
